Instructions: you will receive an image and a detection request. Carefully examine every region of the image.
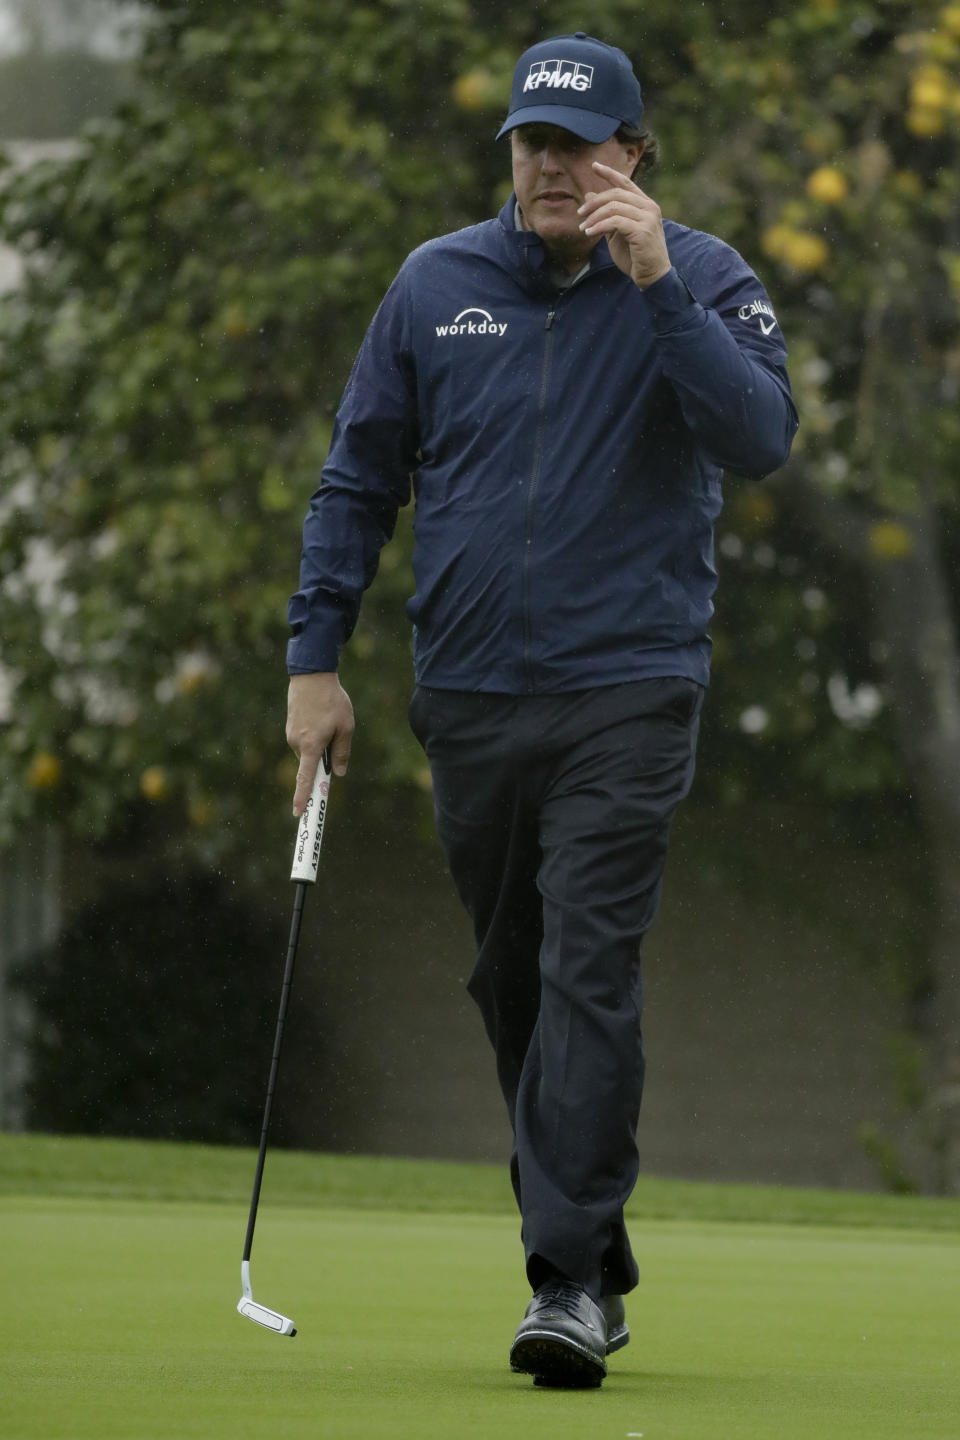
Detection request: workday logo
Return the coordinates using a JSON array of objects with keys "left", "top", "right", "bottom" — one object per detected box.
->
[
  {"left": 738, "top": 298, "right": 779, "bottom": 336},
  {"left": 435, "top": 307, "right": 509, "bottom": 338},
  {"left": 523, "top": 58, "right": 594, "bottom": 94}
]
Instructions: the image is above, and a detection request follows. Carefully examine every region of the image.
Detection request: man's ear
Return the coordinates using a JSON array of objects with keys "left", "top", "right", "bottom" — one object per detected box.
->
[{"left": 625, "top": 140, "right": 644, "bottom": 174}]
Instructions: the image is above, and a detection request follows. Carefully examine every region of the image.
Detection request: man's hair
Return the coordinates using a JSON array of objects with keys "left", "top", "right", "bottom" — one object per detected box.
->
[{"left": 616, "top": 124, "right": 659, "bottom": 183}]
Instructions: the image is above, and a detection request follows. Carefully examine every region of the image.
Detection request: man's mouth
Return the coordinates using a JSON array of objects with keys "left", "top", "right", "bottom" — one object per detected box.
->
[{"left": 535, "top": 190, "right": 575, "bottom": 206}]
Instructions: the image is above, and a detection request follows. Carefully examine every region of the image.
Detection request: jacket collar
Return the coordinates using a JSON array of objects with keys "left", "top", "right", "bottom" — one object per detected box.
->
[{"left": 497, "top": 195, "right": 615, "bottom": 293}]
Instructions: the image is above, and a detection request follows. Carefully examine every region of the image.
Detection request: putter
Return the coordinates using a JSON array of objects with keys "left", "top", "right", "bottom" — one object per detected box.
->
[{"left": 237, "top": 749, "right": 333, "bottom": 1337}]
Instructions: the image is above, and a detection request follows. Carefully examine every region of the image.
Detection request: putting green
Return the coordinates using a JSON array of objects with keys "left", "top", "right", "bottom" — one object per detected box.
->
[{"left": 2, "top": 1138, "right": 958, "bottom": 1439}]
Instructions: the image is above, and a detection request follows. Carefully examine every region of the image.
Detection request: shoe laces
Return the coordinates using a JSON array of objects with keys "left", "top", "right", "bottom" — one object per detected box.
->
[{"left": 534, "top": 1280, "right": 587, "bottom": 1319}]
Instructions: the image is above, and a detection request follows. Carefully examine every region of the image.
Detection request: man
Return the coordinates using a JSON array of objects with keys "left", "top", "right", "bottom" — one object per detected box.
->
[{"left": 286, "top": 33, "right": 797, "bottom": 1389}]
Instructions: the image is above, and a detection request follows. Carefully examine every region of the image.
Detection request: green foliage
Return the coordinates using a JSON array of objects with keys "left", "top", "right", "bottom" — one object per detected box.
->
[
  {"left": 0, "top": 0, "right": 484, "bottom": 855},
  {"left": 669, "top": 1, "right": 960, "bottom": 808},
  {"left": 690, "top": 0, "right": 960, "bottom": 507},
  {"left": 0, "top": 0, "right": 958, "bottom": 860},
  {"left": 859, "top": 1121, "right": 920, "bottom": 1194}
]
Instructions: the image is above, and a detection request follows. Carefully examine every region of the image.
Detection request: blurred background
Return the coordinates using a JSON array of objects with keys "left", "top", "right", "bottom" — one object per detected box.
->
[{"left": 1, "top": 0, "right": 959, "bottom": 1194}]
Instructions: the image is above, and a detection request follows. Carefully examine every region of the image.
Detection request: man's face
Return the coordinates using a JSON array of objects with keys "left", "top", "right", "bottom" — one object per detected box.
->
[{"left": 510, "top": 123, "right": 642, "bottom": 264}]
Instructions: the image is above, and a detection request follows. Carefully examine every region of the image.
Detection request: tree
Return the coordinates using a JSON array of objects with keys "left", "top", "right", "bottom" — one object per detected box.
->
[
  {"left": 0, "top": 0, "right": 755, "bottom": 854},
  {"left": 1, "top": 0, "right": 959, "bottom": 1184},
  {"left": 0, "top": 0, "right": 485, "bottom": 863},
  {"left": 671, "top": 0, "right": 960, "bottom": 1189}
]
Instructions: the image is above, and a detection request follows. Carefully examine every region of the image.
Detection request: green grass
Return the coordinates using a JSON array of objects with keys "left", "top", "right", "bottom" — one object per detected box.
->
[
  {"left": 5, "top": 1131, "right": 960, "bottom": 1229},
  {"left": 2, "top": 1134, "right": 959, "bottom": 1440}
]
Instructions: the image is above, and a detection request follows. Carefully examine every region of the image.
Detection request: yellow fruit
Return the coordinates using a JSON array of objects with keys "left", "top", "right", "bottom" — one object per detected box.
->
[
  {"left": 140, "top": 766, "right": 168, "bottom": 801},
  {"left": 913, "top": 61, "right": 951, "bottom": 85},
  {"left": 925, "top": 33, "right": 960, "bottom": 61},
  {"left": 911, "top": 77, "right": 950, "bottom": 109},
  {"left": 869, "top": 521, "right": 914, "bottom": 559},
  {"left": 761, "top": 224, "right": 794, "bottom": 259},
  {"left": 906, "top": 106, "right": 946, "bottom": 136},
  {"left": 786, "top": 232, "right": 830, "bottom": 272},
  {"left": 452, "top": 69, "right": 495, "bottom": 111},
  {"left": 762, "top": 224, "right": 830, "bottom": 271},
  {"left": 806, "top": 166, "right": 849, "bottom": 204},
  {"left": 26, "top": 752, "right": 62, "bottom": 791}
]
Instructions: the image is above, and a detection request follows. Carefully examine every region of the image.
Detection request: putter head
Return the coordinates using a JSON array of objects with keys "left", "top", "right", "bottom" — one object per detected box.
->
[
  {"left": 237, "top": 1296, "right": 297, "bottom": 1336},
  {"left": 238, "top": 1261, "right": 296, "bottom": 1336}
]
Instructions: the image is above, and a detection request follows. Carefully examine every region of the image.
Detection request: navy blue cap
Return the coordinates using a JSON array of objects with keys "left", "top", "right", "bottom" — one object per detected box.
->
[{"left": 496, "top": 33, "right": 643, "bottom": 143}]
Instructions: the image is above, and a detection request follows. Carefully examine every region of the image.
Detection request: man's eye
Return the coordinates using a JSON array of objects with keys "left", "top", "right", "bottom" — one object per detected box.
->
[{"left": 516, "top": 129, "right": 585, "bottom": 155}]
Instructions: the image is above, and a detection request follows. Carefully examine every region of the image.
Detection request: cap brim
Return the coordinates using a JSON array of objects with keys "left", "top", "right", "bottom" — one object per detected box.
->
[{"left": 495, "top": 105, "right": 621, "bottom": 143}]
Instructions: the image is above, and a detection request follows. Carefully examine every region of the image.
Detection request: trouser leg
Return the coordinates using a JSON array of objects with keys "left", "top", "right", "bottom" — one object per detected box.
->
[
  {"left": 518, "top": 680, "right": 701, "bottom": 1298},
  {"left": 409, "top": 688, "right": 542, "bottom": 1136},
  {"left": 410, "top": 679, "right": 702, "bottom": 1299}
]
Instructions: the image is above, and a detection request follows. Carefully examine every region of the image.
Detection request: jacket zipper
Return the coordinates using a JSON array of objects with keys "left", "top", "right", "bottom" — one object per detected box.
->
[{"left": 521, "top": 303, "right": 558, "bottom": 693}]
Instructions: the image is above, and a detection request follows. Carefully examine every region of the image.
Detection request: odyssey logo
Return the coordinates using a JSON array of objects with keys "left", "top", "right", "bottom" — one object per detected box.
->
[
  {"left": 295, "top": 779, "right": 329, "bottom": 871},
  {"left": 435, "top": 307, "right": 509, "bottom": 338},
  {"left": 523, "top": 59, "right": 594, "bottom": 93},
  {"left": 738, "top": 298, "right": 778, "bottom": 335}
]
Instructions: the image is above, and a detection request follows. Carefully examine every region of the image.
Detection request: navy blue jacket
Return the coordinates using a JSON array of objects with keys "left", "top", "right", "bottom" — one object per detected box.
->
[{"left": 288, "top": 198, "right": 798, "bottom": 692}]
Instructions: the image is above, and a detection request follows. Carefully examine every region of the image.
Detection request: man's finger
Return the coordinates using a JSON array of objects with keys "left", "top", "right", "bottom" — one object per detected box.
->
[
  {"left": 292, "top": 752, "right": 321, "bottom": 817},
  {"left": 580, "top": 180, "right": 655, "bottom": 214},
  {"left": 330, "top": 728, "right": 352, "bottom": 778},
  {"left": 580, "top": 200, "right": 647, "bottom": 234},
  {"left": 589, "top": 160, "right": 642, "bottom": 191}
]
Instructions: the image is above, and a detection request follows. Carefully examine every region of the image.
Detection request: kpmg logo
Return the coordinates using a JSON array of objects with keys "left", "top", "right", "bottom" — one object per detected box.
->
[
  {"left": 435, "top": 307, "right": 509, "bottom": 338},
  {"left": 523, "top": 58, "right": 594, "bottom": 93}
]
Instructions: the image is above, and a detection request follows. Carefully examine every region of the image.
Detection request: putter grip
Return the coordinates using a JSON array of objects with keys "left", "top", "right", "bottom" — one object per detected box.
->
[{"left": 290, "top": 749, "right": 332, "bottom": 884}]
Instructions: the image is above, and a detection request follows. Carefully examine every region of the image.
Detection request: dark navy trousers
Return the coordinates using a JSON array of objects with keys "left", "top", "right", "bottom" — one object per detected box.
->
[{"left": 410, "top": 678, "right": 703, "bottom": 1301}]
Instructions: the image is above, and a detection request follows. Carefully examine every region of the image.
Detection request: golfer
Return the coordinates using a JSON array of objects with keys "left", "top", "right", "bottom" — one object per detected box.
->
[{"left": 286, "top": 33, "right": 798, "bottom": 1388}]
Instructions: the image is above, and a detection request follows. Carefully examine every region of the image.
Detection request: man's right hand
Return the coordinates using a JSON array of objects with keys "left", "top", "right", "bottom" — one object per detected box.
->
[{"left": 286, "top": 672, "right": 355, "bottom": 816}]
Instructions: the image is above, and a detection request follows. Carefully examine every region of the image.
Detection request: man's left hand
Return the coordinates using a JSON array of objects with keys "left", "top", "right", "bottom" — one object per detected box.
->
[{"left": 578, "top": 162, "right": 672, "bottom": 290}]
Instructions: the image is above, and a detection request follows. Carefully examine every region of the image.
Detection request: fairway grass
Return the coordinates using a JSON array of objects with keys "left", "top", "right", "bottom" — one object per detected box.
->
[{"left": 2, "top": 1136, "right": 959, "bottom": 1440}]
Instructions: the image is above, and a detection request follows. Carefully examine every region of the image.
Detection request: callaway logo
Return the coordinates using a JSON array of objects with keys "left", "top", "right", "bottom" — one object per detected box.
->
[
  {"left": 523, "top": 58, "right": 594, "bottom": 93},
  {"left": 738, "top": 298, "right": 778, "bottom": 335},
  {"left": 435, "top": 307, "right": 509, "bottom": 338}
]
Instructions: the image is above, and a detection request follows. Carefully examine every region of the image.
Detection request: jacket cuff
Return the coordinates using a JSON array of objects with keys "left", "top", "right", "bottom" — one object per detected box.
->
[
  {"left": 287, "top": 634, "right": 341, "bottom": 675},
  {"left": 640, "top": 268, "right": 701, "bottom": 333}
]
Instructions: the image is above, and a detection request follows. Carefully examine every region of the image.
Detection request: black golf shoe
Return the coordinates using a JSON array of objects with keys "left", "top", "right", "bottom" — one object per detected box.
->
[
  {"left": 600, "top": 1293, "right": 630, "bottom": 1354},
  {"left": 509, "top": 1279, "right": 607, "bottom": 1388}
]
